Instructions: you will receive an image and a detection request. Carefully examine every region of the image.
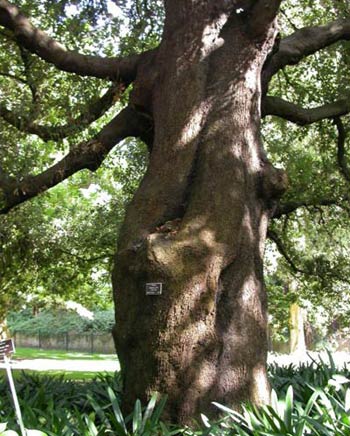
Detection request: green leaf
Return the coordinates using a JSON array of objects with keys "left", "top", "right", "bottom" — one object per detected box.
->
[
  {"left": 284, "top": 385, "right": 294, "bottom": 430},
  {"left": 1, "top": 431, "right": 19, "bottom": 436},
  {"left": 107, "top": 387, "right": 127, "bottom": 435},
  {"left": 345, "top": 388, "right": 350, "bottom": 411},
  {"left": 26, "top": 432, "right": 48, "bottom": 436},
  {"left": 132, "top": 399, "right": 142, "bottom": 434}
]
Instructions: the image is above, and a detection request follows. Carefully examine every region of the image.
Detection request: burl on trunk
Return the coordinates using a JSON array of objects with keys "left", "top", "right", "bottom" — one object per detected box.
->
[{"left": 113, "top": 1, "right": 286, "bottom": 423}]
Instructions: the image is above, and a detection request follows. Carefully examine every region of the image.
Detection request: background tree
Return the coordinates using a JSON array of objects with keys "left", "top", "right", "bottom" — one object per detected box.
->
[
  {"left": 0, "top": 0, "right": 349, "bottom": 423},
  {"left": 0, "top": 136, "right": 147, "bottom": 334}
]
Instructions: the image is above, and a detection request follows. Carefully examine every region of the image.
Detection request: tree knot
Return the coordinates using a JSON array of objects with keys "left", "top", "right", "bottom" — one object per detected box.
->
[
  {"left": 155, "top": 218, "right": 182, "bottom": 238},
  {"left": 260, "top": 164, "right": 288, "bottom": 200}
]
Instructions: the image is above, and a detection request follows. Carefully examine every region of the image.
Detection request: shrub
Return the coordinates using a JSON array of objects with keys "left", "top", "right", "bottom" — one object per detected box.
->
[
  {"left": 0, "top": 372, "right": 121, "bottom": 434},
  {"left": 8, "top": 309, "right": 115, "bottom": 336}
]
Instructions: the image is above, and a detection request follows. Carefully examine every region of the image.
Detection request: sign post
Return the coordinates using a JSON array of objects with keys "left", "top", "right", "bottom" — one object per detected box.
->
[{"left": 0, "top": 339, "right": 26, "bottom": 436}]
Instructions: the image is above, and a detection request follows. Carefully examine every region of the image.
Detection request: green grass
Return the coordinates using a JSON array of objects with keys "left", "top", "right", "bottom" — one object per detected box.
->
[
  {"left": 0, "top": 347, "right": 118, "bottom": 380},
  {"left": 0, "top": 368, "right": 109, "bottom": 380},
  {"left": 13, "top": 347, "right": 117, "bottom": 361}
]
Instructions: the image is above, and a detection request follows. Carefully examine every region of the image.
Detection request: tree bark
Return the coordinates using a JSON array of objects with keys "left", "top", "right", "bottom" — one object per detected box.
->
[
  {"left": 113, "top": 3, "right": 286, "bottom": 423},
  {"left": 0, "top": 317, "right": 10, "bottom": 340},
  {"left": 289, "top": 302, "right": 306, "bottom": 354}
]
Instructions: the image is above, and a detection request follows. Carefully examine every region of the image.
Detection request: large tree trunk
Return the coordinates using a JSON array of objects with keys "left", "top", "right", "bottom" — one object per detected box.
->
[{"left": 113, "top": 2, "right": 286, "bottom": 423}]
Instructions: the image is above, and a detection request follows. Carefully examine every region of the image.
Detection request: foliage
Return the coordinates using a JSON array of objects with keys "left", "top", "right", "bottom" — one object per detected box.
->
[
  {"left": 2, "top": 356, "right": 350, "bottom": 435},
  {"left": 0, "top": 0, "right": 150, "bottom": 323},
  {"left": 0, "top": 422, "right": 17, "bottom": 436},
  {"left": 8, "top": 309, "right": 115, "bottom": 336},
  {"left": 0, "top": 372, "right": 122, "bottom": 433},
  {"left": 0, "top": 424, "right": 46, "bottom": 436},
  {"left": 85, "top": 390, "right": 176, "bottom": 436},
  {"left": 263, "top": 0, "right": 350, "bottom": 340},
  {"left": 197, "top": 355, "right": 350, "bottom": 436},
  {"left": 202, "top": 384, "right": 350, "bottom": 436},
  {"left": 0, "top": 372, "right": 176, "bottom": 436}
]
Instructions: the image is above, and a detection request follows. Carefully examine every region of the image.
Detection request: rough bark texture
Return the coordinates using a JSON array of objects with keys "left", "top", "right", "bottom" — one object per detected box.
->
[{"left": 113, "top": 3, "right": 287, "bottom": 423}]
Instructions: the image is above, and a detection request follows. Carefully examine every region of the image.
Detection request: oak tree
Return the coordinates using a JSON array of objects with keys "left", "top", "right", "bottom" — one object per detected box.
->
[{"left": 0, "top": 0, "right": 349, "bottom": 423}]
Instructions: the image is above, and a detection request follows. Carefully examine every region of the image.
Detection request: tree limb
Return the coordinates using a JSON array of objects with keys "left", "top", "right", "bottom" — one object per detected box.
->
[
  {"left": 0, "top": 84, "right": 122, "bottom": 141},
  {"left": 273, "top": 197, "right": 343, "bottom": 219},
  {"left": 0, "top": 107, "right": 153, "bottom": 214},
  {"left": 263, "top": 18, "right": 350, "bottom": 88},
  {"left": 268, "top": 228, "right": 350, "bottom": 284},
  {"left": 262, "top": 96, "right": 350, "bottom": 125},
  {"left": 267, "top": 228, "right": 306, "bottom": 274},
  {"left": 334, "top": 117, "right": 350, "bottom": 183},
  {"left": 0, "top": 0, "right": 143, "bottom": 81}
]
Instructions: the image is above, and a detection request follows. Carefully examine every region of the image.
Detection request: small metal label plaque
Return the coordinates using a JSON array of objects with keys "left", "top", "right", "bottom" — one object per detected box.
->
[
  {"left": 0, "top": 339, "right": 15, "bottom": 356},
  {"left": 146, "top": 283, "right": 163, "bottom": 295}
]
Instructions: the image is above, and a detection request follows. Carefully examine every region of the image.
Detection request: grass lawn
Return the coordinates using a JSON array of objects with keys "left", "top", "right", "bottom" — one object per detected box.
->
[
  {"left": 0, "top": 368, "right": 109, "bottom": 380},
  {"left": 13, "top": 347, "right": 117, "bottom": 361},
  {"left": 0, "top": 347, "right": 118, "bottom": 380}
]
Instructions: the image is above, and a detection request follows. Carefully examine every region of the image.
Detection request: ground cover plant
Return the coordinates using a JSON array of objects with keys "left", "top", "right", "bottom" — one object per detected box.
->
[
  {"left": 0, "top": 372, "right": 122, "bottom": 434},
  {"left": 0, "top": 369, "right": 111, "bottom": 381},
  {"left": 2, "top": 355, "right": 350, "bottom": 435}
]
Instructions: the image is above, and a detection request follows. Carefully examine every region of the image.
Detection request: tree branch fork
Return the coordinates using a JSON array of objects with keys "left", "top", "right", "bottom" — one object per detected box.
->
[{"left": 0, "top": 1, "right": 350, "bottom": 214}]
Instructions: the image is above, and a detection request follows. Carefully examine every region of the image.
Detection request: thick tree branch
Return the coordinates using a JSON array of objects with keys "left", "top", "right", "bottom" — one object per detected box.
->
[
  {"left": 273, "top": 197, "right": 343, "bottom": 219},
  {"left": 268, "top": 228, "right": 350, "bottom": 284},
  {"left": 262, "top": 96, "right": 350, "bottom": 125},
  {"left": 0, "top": 0, "right": 142, "bottom": 81},
  {"left": 0, "top": 107, "right": 153, "bottom": 214},
  {"left": 267, "top": 229, "right": 306, "bottom": 274},
  {"left": 0, "top": 84, "right": 122, "bottom": 140},
  {"left": 263, "top": 18, "right": 350, "bottom": 88},
  {"left": 334, "top": 117, "right": 350, "bottom": 183}
]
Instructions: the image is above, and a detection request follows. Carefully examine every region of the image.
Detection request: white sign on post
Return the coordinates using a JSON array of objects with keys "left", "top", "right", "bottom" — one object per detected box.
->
[
  {"left": 0, "top": 339, "right": 15, "bottom": 355},
  {"left": 0, "top": 338, "right": 27, "bottom": 436}
]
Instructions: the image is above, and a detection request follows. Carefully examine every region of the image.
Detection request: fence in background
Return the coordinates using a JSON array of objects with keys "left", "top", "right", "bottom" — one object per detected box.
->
[{"left": 13, "top": 332, "right": 115, "bottom": 354}]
